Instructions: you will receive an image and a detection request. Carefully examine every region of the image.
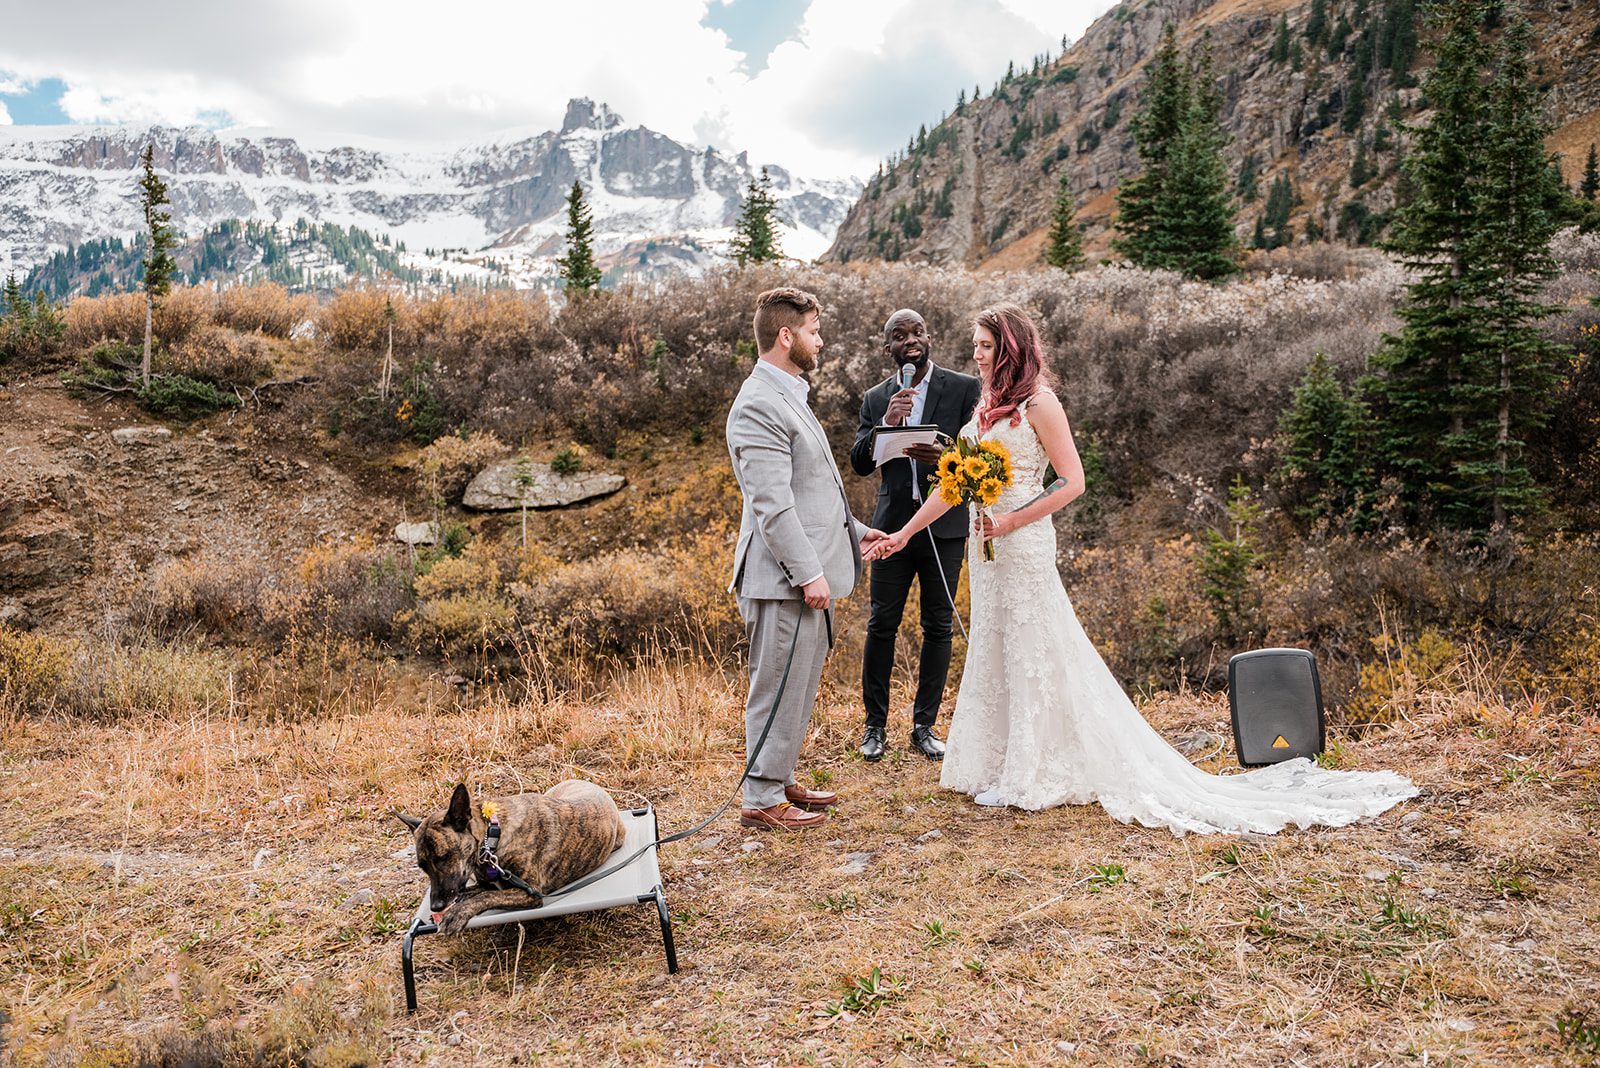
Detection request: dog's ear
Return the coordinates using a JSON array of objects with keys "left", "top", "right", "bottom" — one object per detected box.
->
[
  {"left": 446, "top": 783, "right": 472, "bottom": 831},
  {"left": 395, "top": 811, "right": 422, "bottom": 831}
]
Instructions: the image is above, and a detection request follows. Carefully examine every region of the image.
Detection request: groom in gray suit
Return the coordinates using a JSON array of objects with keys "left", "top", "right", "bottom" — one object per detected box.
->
[{"left": 727, "top": 287, "right": 883, "bottom": 831}]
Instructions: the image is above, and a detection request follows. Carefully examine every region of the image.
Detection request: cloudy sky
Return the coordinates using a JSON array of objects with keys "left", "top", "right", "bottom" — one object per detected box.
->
[{"left": 0, "top": 0, "right": 1118, "bottom": 178}]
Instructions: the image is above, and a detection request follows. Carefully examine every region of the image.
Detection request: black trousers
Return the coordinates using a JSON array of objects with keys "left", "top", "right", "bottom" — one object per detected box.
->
[{"left": 862, "top": 531, "right": 966, "bottom": 730}]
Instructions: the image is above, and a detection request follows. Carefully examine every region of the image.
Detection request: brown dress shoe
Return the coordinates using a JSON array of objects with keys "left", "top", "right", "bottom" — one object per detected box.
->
[
  {"left": 784, "top": 784, "right": 838, "bottom": 811},
  {"left": 739, "top": 802, "right": 829, "bottom": 831}
]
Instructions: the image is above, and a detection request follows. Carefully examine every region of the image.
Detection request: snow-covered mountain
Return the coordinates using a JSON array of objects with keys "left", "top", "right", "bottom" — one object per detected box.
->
[{"left": 0, "top": 98, "right": 862, "bottom": 290}]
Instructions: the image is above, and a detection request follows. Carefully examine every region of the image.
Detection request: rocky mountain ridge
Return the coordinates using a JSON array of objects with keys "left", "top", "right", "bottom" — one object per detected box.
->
[
  {"left": 0, "top": 98, "right": 862, "bottom": 292},
  {"left": 825, "top": 0, "right": 1600, "bottom": 268}
]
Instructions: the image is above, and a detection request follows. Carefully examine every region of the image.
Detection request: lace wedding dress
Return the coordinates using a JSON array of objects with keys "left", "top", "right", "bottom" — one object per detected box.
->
[{"left": 939, "top": 400, "right": 1418, "bottom": 835}]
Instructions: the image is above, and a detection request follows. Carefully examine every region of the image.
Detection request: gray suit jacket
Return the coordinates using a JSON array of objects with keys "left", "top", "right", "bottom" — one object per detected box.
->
[{"left": 726, "top": 366, "right": 866, "bottom": 600}]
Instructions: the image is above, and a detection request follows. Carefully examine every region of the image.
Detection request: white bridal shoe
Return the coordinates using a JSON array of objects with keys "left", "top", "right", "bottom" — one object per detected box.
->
[{"left": 974, "top": 790, "right": 1007, "bottom": 807}]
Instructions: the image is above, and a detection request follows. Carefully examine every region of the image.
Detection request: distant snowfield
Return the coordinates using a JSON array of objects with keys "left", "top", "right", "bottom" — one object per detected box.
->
[{"left": 0, "top": 102, "right": 862, "bottom": 288}]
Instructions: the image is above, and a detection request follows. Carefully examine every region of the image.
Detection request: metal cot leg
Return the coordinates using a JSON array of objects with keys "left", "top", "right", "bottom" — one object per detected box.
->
[
  {"left": 402, "top": 919, "right": 438, "bottom": 1013},
  {"left": 654, "top": 888, "right": 678, "bottom": 974}
]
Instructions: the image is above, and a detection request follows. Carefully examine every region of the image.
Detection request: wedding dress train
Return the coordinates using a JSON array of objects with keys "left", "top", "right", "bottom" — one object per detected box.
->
[{"left": 938, "top": 401, "right": 1418, "bottom": 836}]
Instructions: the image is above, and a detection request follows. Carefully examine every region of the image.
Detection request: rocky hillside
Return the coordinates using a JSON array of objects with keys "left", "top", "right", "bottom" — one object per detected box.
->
[
  {"left": 825, "top": 0, "right": 1600, "bottom": 268},
  {"left": 0, "top": 99, "right": 861, "bottom": 293}
]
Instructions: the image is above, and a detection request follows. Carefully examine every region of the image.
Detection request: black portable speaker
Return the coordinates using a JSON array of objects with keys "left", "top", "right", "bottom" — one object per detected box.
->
[{"left": 1227, "top": 648, "right": 1325, "bottom": 766}]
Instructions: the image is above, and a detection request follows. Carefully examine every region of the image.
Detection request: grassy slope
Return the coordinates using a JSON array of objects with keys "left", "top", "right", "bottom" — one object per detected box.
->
[{"left": 1, "top": 660, "right": 1597, "bottom": 1066}]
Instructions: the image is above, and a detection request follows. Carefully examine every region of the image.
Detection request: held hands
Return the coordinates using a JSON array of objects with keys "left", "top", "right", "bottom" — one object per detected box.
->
[{"left": 864, "top": 528, "right": 908, "bottom": 561}]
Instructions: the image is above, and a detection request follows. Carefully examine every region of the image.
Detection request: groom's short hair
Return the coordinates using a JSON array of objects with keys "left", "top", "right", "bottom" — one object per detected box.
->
[{"left": 753, "top": 287, "right": 821, "bottom": 354}]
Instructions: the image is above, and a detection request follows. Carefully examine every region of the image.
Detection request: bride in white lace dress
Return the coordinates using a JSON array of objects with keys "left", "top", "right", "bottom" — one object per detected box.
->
[{"left": 867, "top": 304, "right": 1417, "bottom": 836}]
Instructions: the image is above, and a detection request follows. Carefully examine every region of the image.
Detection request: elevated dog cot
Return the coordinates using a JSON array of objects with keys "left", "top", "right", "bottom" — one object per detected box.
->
[{"left": 401, "top": 805, "right": 678, "bottom": 1012}]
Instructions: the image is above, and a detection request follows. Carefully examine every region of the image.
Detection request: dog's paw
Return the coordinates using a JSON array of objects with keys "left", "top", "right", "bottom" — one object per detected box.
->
[{"left": 437, "top": 903, "right": 477, "bottom": 937}]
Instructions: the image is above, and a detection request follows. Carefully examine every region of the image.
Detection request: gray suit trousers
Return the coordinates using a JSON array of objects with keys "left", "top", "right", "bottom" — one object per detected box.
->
[{"left": 738, "top": 595, "right": 831, "bottom": 809}]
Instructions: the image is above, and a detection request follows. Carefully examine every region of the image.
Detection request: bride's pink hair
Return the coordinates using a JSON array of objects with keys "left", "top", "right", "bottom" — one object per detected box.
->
[{"left": 974, "top": 303, "right": 1052, "bottom": 434}]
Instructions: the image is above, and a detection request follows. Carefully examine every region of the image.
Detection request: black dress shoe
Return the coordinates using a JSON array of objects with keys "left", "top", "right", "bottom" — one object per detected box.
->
[
  {"left": 910, "top": 725, "right": 946, "bottom": 761},
  {"left": 860, "top": 726, "right": 887, "bottom": 762}
]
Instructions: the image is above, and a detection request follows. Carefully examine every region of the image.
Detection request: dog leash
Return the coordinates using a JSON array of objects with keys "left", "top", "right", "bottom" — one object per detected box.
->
[{"left": 492, "top": 604, "right": 810, "bottom": 903}]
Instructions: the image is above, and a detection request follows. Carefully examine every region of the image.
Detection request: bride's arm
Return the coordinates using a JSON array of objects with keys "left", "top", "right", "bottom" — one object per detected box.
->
[
  {"left": 867, "top": 494, "right": 953, "bottom": 558},
  {"left": 982, "top": 392, "right": 1085, "bottom": 541}
]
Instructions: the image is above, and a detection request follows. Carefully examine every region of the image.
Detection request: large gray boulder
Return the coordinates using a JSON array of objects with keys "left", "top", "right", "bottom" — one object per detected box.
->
[{"left": 461, "top": 461, "right": 625, "bottom": 511}]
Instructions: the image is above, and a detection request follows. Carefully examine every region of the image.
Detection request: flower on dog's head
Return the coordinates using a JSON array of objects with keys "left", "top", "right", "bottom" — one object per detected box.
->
[{"left": 481, "top": 802, "right": 500, "bottom": 820}]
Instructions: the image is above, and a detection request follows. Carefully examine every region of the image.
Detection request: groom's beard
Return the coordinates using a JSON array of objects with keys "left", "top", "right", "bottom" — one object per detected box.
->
[{"left": 790, "top": 338, "right": 818, "bottom": 373}]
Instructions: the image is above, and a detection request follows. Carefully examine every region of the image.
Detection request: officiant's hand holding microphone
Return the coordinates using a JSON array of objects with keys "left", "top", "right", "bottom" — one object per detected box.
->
[{"left": 886, "top": 363, "right": 945, "bottom": 465}]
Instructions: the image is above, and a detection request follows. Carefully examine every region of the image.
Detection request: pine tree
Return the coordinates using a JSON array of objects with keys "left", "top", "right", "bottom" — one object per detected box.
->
[
  {"left": 1306, "top": 0, "right": 1329, "bottom": 46},
  {"left": 556, "top": 180, "right": 602, "bottom": 291},
  {"left": 1255, "top": 173, "right": 1295, "bottom": 249},
  {"left": 2, "top": 274, "right": 22, "bottom": 320},
  {"left": 1276, "top": 352, "right": 1376, "bottom": 525},
  {"left": 1114, "top": 25, "right": 1219, "bottom": 273},
  {"left": 1043, "top": 173, "right": 1086, "bottom": 270},
  {"left": 1470, "top": 11, "right": 1567, "bottom": 529},
  {"left": 137, "top": 144, "right": 177, "bottom": 388},
  {"left": 1366, "top": 0, "right": 1491, "bottom": 522},
  {"left": 731, "top": 167, "right": 783, "bottom": 267},
  {"left": 1271, "top": 15, "right": 1291, "bottom": 63},
  {"left": 1350, "top": 133, "right": 1373, "bottom": 187},
  {"left": 1582, "top": 143, "right": 1600, "bottom": 201},
  {"left": 1132, "top": 44, "right": 1238, "bottom": 279}
]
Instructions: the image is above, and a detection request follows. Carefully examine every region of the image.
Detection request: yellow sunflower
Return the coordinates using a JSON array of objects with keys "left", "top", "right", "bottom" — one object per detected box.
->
[
  {"left": 962, "top": 455, "right": 989, "bottom": 480},
  {"left": 938, "top": 478, "right": 964, "bottom": 507},
  {"left": 978, "top": 477, "right": 1004, "bottom": 507},
  {"left": 936, "top": 452, "right": 960, "bottom": 478}
]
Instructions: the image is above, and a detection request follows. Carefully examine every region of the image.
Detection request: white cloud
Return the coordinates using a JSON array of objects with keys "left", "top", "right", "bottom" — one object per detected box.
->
[
  {"left": 0, "top": 0, "right": 1119, "bottom": 177},
  {"left": 0, "top": 101, "right": 10, "bottom": 126}
]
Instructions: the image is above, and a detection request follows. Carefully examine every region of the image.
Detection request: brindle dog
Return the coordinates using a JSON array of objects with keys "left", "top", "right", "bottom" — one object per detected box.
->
[{"left": 397, "top": 780, "right": 627, "bottom": 935}]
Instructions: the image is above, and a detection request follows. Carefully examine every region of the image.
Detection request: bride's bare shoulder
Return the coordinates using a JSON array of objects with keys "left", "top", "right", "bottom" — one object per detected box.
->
[{"left": 1023, "top": 390, "right": 1064, "bottom": 417}]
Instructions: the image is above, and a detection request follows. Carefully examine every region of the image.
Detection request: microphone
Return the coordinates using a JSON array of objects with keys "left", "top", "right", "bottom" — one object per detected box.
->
[{"left": 898, "top": 363, "right": 915, "bottom": 391}]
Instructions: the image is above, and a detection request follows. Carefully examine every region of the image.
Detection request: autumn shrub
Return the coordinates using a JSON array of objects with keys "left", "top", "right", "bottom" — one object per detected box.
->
[
  {"left": 216, "top": 282, "right": 314, "bottom": 337},
  {"left": 514, "top": 526, "right": 743, "bottom": 669},
  {"left": 263, "top": 538, "right": 414, "bottom": 645},
  {"left": 404, "top": 539, "right": 517, "bottom": 659},
  {"left": 0, "top": 625, "right": 77, "bottom": 718},
  {"left": 62, "top": 290, "right": 146, "bottom": 348},
  {"left": 1344, "top": 625, "right": 1461, "bottom": 727},
  {"left": 160, "top": 323, "right": 275, "bottom": 387},
  {"left": 153, "top": 286, "right": 217, "bottom": 346},
  {"left": 137, "top": 554, "right": 273, "bottom": 638},
  {"left": 317, "top": 288, "right": 411, "bottom": 352},
  {"left": 412, "top": 430, "right": 507, "bottom": 507},
  {"left": 68, "top": 639, "right": 239, "bottom": 720}
]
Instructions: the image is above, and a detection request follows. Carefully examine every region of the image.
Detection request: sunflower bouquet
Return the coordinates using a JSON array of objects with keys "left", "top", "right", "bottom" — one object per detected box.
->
[{"left": 933, "top": 436, "right": 1014, "bottom": 561}]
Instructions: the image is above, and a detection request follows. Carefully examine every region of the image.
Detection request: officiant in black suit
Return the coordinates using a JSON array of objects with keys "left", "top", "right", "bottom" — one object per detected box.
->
[{"left": 849, "top": 309, "right": 982, "bottom": 762}]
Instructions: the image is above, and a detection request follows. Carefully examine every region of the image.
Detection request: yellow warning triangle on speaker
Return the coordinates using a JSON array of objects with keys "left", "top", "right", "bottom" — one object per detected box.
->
[{"left": 1272, "top": 735, "right": 1290, "bottom": 749}]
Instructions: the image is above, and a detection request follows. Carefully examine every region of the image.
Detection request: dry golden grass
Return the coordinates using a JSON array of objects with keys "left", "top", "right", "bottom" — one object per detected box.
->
[{"left": 1, "top": 648, "right": 1597, "bottom": 1067}]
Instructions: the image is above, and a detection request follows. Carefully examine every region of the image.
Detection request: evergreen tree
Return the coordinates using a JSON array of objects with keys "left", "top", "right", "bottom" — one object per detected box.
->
[
  {"left": 730, "top": 167, "right": 783, "bottom": 267},
  {"left": 1365, "top": 0, "right": 1563, "bottom": 531},
  {"left": 1271, "top": 15, "right": 1291, "bottom": 63},
  {"left": 1236, "top": 151, "right": 1260, "bottom": 201},
  {"left": 1276, "top": 352, "right": 1376, "bottom": 525},
  {"left": 556, "top": 180, "right": 602, "bottom": 292},
  {"left": 2, "top": 274, "right": 22, "bottom": 319},
  {"left": 1367, "top": 0, "right": 1490, "bottom": 522},
  {"left": 1114, "top": 26, "right": 1238, "bottom": 279},
  {"left": 1470, "top": 11, "right": 1567, "bottom": 529},
  {"left": 1350, "top": 134, "right": 1373, "bottom": 187},
  {"left": 137, "top": 144, "right": 177, "bottom": 388},
  {"left": 1043, "top": 173, "right": 1086, "bottom": 270},
  {"left": 1582, "top": 143, "right": 1600, "bottom": 201},
  {"left": 1255, "top": 173, "right": 1295, "bottom": 249},
  {"left": 1112, "top": 25, "right": 1189, "bottom": 265},
  {"left": 1306, "top": 0, "right": 1329, "bottom": 46}
]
